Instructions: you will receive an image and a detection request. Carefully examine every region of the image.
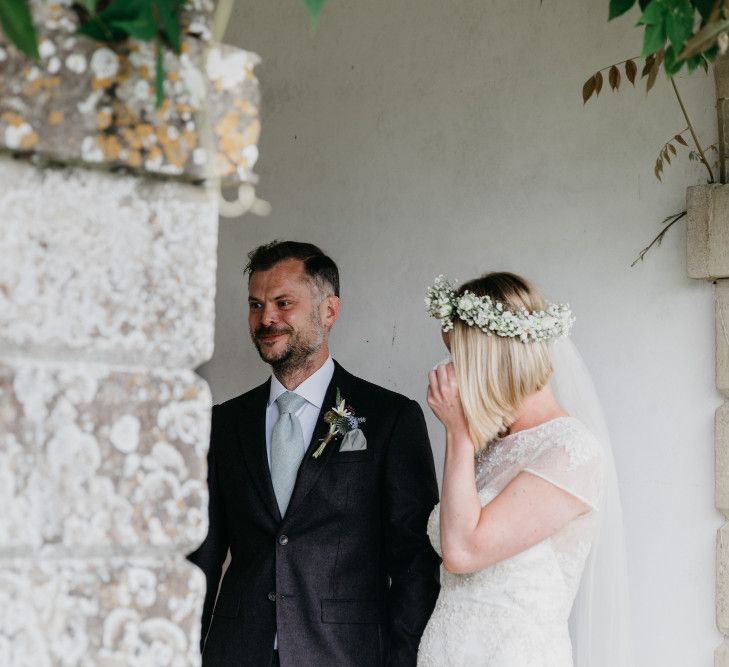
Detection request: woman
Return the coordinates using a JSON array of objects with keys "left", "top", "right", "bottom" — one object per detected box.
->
[{"left": 417, "top": 272, "right": 630, "bottom": 666}]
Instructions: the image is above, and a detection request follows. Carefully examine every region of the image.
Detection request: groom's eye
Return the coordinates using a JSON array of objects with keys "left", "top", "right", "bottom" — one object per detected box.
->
[
  {"left": 278, "top": 300, "right": 292, "bottom": 308},
  {"left": 249, "top": 302, "right": 262, "bottom": 310}
]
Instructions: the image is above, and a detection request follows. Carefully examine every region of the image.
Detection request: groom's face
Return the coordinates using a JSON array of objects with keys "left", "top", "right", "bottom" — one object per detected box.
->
[{"left": 248, "top": 258, "right": 338, "bottom": 371}]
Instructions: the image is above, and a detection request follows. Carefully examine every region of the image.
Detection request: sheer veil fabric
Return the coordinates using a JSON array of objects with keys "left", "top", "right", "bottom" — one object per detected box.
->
[{"left": 549, "top": 338, "right": 634, "bottom": 667}]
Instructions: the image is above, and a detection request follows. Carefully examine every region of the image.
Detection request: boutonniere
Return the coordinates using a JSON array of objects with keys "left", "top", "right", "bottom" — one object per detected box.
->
[{"left": 312, "top": 388, "right": 366, "bottom": 459}]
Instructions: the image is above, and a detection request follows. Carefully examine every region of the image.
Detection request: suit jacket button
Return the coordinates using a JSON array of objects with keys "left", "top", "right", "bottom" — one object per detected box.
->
[
  {"left": 267, "top": 592, "right": 276, "bottom": 602},
  {"left": 278, "top": 534, "right": 289, "bottom": 546}
]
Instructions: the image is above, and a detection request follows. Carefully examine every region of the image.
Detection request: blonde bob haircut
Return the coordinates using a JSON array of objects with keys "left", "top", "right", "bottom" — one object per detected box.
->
[{"left": 450, "top": 272, "right": 553, "bottom": 451}]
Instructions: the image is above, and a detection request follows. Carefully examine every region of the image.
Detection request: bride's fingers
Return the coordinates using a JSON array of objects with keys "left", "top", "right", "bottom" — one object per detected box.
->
[{"left": 427, "top": 370, "right": 441, "bottom": 404}]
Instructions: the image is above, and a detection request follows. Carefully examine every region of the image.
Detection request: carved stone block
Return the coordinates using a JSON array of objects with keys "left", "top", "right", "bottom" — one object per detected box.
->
[
  {"left": 0, "top": 556, "right": 204, "bottom": 666},
  {"left": 0, "top": 359, "right": 210, "bottom": 556},
  {"left": 687, "top": 185, "right": 729, "bottom": 281},
  {"left": 0, "top": 157, "right": 218, "bottom": 368}
]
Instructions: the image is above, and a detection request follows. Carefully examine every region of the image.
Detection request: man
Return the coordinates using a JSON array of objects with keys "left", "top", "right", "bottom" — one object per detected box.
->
[{"left": 188, "top": 241, "right": 440, "bottom": 666}]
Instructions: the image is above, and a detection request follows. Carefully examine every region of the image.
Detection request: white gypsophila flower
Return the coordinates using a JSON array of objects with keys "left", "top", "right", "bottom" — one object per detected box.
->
[
  {"left": 90, "top": 47, "right": 119, "bottom": 80},
  {"left": 425, "top": 274, "right": 575, "bottom": 342}
]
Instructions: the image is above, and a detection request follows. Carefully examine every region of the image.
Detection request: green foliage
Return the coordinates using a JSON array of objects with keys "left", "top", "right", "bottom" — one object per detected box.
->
[
  {"left": 0, "top": 0, "right": 38, "bottom": 60},
  {"left": 611, "top": 0, "right": 725, "bottom": 77}
]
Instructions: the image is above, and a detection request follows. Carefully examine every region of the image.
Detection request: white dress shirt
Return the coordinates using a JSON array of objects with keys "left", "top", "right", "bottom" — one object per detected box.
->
[{"left": 265, "top": 356, "right": 335, "bottom": 470}]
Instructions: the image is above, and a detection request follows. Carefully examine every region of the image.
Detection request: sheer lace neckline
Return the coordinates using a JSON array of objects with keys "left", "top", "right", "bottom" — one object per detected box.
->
[{"left": 498, "top": 415, "right": 578, "bottom": 442}]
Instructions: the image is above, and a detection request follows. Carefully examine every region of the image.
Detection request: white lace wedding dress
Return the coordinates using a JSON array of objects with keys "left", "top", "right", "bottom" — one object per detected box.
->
[{"left": 417, "top": 416, "right": 604, "bottom": 667}]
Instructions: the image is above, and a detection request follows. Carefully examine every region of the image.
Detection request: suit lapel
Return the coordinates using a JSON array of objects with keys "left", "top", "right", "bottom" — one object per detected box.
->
[
  {"left": 236, "top": 379, "right": 282, "bottom": 523},
  {"left": 284, "top": 363, "right": 345, "bottom": 519}
]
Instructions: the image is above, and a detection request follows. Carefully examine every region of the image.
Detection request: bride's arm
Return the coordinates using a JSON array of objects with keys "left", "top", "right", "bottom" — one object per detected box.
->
[{"left": 428, "top": 363, "right": 590, "bottom": 575}]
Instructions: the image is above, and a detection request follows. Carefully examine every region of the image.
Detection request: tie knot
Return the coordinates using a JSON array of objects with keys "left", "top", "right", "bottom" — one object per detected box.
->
[{"left": 276, "top": 391, "right": 307, "bottom": 415}]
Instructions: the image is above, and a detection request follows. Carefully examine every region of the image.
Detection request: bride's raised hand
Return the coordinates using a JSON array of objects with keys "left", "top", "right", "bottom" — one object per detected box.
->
[{"left": 427, "top": 362, "right": 469, "bottom": 436}]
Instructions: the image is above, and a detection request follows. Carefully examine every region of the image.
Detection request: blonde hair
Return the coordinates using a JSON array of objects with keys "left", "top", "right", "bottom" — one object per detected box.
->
[{"left": 451, "top": 272, "right": 553, "bottom": 451}]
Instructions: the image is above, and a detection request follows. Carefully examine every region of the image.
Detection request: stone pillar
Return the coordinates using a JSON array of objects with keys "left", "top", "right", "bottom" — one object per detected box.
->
[
  {"left": 0, "top": 3, "right": 260, "bottom": 664},
  {"left": 687, "top": 184, "right": 729, "bottom": 665}
]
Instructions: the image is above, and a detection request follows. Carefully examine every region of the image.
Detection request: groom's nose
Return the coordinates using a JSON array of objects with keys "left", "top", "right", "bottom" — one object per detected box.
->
[{"left": 260, "top": 302, "right": 278, "bottom": 326}]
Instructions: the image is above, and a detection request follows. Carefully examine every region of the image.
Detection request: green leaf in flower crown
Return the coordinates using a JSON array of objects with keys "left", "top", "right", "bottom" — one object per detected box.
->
[
  {"left": 609, "top": 0, "right": 637, "bottom": 20},
  {"left": 303, "top": 0, "right": 327, "bottom": 22},
  {"left": 0, "top": 0, "right": 39, "bottom": 60}
]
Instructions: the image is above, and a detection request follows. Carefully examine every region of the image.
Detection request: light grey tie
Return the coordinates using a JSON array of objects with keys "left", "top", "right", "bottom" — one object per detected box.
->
[{"left": 271, "top": 391, "right": 308, "bottom": 515}]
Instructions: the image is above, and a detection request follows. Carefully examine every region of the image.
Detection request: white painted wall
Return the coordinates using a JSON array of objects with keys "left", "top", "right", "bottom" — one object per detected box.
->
[{"left": 200, "top": 0, "right": 722, "bottom": 663}]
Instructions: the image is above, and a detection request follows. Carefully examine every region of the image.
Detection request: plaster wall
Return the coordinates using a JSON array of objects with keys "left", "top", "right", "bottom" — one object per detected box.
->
[{"left": 201, "top": 0, "right": 721, "bottom": 663}]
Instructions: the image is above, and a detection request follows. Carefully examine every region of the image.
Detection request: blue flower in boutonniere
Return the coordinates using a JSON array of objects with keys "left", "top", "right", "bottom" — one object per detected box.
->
[{"left": 312, "top": 388, "right": 366, "bottom": 459}]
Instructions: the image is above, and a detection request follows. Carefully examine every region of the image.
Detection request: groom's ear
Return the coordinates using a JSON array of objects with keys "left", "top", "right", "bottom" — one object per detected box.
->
[{"left": 321, "top": 294, "right": 341, "bottom": 328}]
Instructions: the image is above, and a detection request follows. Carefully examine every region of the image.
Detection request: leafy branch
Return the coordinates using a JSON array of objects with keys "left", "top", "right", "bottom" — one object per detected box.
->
[{"left": 631, "top": 210, "right": 687, "bottom": 266}]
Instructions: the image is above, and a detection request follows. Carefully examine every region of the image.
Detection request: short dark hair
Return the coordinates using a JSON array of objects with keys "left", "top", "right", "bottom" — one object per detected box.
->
[{"left": 245, "top": 240, "right": 340, "bottom": 297}]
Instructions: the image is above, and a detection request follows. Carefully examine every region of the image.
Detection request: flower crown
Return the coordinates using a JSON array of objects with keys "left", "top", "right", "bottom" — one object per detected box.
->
[{"left": 425, "top": 275, "right": 575, "bottom": 342}]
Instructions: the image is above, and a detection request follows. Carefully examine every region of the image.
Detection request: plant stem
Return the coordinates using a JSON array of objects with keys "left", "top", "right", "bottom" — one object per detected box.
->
[
  {"left": 598, "top": 57, "right": 640, "bottom": 72},
  {"left": 671, "top": 77, "right": 715, "bottom": 182},
  {"left": 631, "top": 211, "right": 687, "bottom": 266}
]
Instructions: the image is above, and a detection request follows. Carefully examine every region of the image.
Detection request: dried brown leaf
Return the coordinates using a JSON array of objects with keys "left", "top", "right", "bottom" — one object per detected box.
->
[
  {"left": 582, "top": 75, "right": 596, "bottom": 103},
  {"left": 646, "top": 50, "right": 663, "bottom": 93},
  {"left": 609, "top": 65, "right": 620, "bottom": 91},
  {"left": 595, "top": 71, "right": 604, "bottom": 96},
  {"left": 674, "top": 134, "right": 688, "bottom": 146},
  {"left": 655, "top": 163, "right": 662, "bottom": 181},
  {"left": 668, "top": 143, "right": 677, "bottom": 155},
  {"left": 625, "top": 59, "right": 637, "bottom": 85},
  {"left": 663, "top": 147, "right": 671, "bottom": 164},
  {"left": 642, "top": 54, "right": 655, "bottom": 78}
]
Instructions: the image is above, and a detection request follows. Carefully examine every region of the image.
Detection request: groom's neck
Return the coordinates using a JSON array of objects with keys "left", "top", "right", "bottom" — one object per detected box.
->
[{"left": 273, "top": 346, "right": 330, "bottom": 390}]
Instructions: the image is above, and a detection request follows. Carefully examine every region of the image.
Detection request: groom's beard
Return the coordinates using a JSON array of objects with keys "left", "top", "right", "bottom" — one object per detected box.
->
[{"left": 251, "top": 316, "right": 325, "bottom": 375}]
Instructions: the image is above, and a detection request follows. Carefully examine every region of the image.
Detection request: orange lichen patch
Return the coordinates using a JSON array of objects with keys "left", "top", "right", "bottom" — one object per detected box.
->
[
  {"left": 234, "top": 99, "right": 252, "bottom": 115},
  {"left": 135, "top": 123, "right": 155, "bottom": 145},
  {"left": 181, "top": 43, "right": 189, "bottom": 54},
  {"left": 19, "top": 130, "right": 39, "bottom": 150},
  {"left": 139, "top": 65, "right": 150, "bottom": 79},
  {"left": 96, "top": 110, "right": 112, "bottom": 130},
  {"left": 182, "top": 128, "right": 198, "bottom": 148},
  {"left": 91, "top": 77, "right": 114, "bottom": 91},
  {"left": 121, "top": 126, "right": 142, "bottom": 150},
  {"left": 154, "top": 99, "right": 172, "bottom": 123},
  {"left": 214, "top": 110, "right": 239, "bottom": 137},
  {"left": 177, "top": 102, "right": 193, "bottom": 116},
  {"left": 48, "top": 110, "right": 64, "bottom": 126},
  {"left": 112, "top": 101, "right": 134, "bottom": 127},
  {"left": 127, "top": 149, "right": 142, "bottom": 168},
  {"left": 96, "top": 134, "right": 122, "bottom": 161},
  {"left": 116, "top": 55, "right": 133, "bottom": 84},
  {"left": 145, "top": 144, "right": 163, "bottom": 163},
  {"left": 2, "top": 112, "right": 25, "bottom": 127},
  {"left": 23, "top": 75, "right": 61, "bottom": 97},
  {"left": 167, "top": 70, "right": 179, "bottom": 82},
  {"left": 162, "top": 138, "right": 189, "bottom": 169}
]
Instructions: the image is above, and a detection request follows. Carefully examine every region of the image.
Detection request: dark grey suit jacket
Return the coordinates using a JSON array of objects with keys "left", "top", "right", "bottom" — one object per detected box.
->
[{"left": 187, "top": 361, "right": 440, "bottom": 666}]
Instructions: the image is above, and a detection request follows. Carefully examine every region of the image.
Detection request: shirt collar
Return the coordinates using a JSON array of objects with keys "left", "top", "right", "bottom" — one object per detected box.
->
[{"left": 268, "top": 356, "right": 335, "bottom": 409}]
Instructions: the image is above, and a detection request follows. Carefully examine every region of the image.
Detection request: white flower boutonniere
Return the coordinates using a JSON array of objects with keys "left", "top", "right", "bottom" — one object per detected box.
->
[{"left": 312, "top": 388, "right": 366, "bottom": 459}]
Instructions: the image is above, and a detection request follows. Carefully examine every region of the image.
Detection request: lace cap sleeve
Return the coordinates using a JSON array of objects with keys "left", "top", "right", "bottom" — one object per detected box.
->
[{"left": 522, "top": 418, "right": 605, "bottom": 511}]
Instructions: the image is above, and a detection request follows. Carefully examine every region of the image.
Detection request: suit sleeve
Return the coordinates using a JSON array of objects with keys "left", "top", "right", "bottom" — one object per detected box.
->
[
  {"left": 384, "top": 399, "right": 441, "bottom": 666},
  {"left": 186, "top": 404, "right": 229, "bottom": 654}
]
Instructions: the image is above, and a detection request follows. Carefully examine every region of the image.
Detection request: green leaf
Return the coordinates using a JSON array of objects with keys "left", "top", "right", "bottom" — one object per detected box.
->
[
  {"left": 609, "top": 0, "right": 637, "bottom": 19},
  {"left": 677, "top": 17, "right": 729, "bottom": 58},
  {"left": 77, "top": 0, "right": 156, "bottom": 43},
  {"left": 0, "top": 0, "right": 39, "bottom": 60},
  {"left": 664, "top": 44, "right": 684, "bottom": 75},
  {"left": 153, "top": 0, "right": 183, "bottom": 52},
  {"left": 665, "top": 0, "right": 694, "bottom": 50},
  {"left": 694, "top": 0, "right": 714, "bottom": 21},
  {"left": 155, "top": 38, "right": 164, "bottom": 108},
  {"left": 80, "top": 0, "right": 98, "bottom": 11},
  {"left": 637, "top": 0, "right": 667, "bottom": 26},
  {"left": 303, "top": 0, "right": 327, "bottom": 21},
  {"left": 642, "top": 21, "right": 667, "bottom": 54}
]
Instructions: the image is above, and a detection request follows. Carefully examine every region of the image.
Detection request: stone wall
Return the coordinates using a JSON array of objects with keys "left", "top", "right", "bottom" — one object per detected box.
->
[{"left": 0, "top": 2, "right": 260, "bottom": 663}]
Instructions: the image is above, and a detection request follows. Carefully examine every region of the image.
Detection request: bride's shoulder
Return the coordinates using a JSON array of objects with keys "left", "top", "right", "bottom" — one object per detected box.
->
[{"left": 513, "top": 416, "right": 603, "bottom": 467}]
